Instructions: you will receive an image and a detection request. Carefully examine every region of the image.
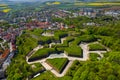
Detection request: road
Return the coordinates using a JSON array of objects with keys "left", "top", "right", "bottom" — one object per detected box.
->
[{"left": 80, "top": 43, "right": 89, "bottom": 60}]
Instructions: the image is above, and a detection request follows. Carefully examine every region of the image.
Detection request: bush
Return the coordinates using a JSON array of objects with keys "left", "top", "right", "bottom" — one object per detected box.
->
[{"left": 89, "top": 53, "right": 100, "bottom": 61}]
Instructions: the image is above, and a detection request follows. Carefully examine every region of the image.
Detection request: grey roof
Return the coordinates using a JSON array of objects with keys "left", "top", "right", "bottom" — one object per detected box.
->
[{"left": 0, "top": 70, "right": 5, "bottom": 79}]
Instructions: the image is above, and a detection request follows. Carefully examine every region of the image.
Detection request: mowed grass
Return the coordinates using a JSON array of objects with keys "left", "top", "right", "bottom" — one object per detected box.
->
[
  {"left": 46, "top": 1, "right": 61, "bottom": 5},
  {"left": 65, "top": 46, "right": 83, "bottom": 57},
  {"left": 46, "top": 58, "right": 69, "bottom": 73},
  {"left": 89, "top": 43, "right": 106, "bottom": 51},
  {"left": 29, "top": 48, "right": 55, "bottom": 61},
  {"left": 75, "top": 2, "right": 120, "bottom": 6},
  {"left": 30, "top": 63, "right": 44, "bottom": 73},
  {"left": 2, "top": 8, "right": 11, "bottom": 13}
]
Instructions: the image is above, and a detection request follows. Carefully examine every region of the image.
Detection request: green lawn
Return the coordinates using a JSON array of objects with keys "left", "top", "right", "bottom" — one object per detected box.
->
[
  {"left": 29, "top": 48, "right": 55, "bottom": 61},
  {"left": 75, "top": 2, "right": 120, "bottom": 6},
  {"left": 54, "top": 30, "right": 68, "bottom": 40},
  {"left": 64, "top": 37, "right": 83, "bottom": 57},
  {"left": 89, "top": 43, "right": 106, "bottom": 51},
  {"left": 52, "top": 37, "right": 74, "bottom": 48},
  {"left": 30, "top": 63, "right": 44, "bottom": 73},
  {"left": 32, "top": 71, "right": 72, "bottom": 80},
  {"left": 32, "top": 60, "right": 84, "bottom": 80},
  {"left": 46, "top": 58, "right": 69, "bottom": 73},
  {"left": 65, "top": 46, "right": 83, "bottom": 57}
]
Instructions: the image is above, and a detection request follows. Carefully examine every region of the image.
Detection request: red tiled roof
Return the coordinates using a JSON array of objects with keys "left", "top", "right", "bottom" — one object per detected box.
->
[{"left": 0, "top": 49, "right": 10, "bottom": 59}]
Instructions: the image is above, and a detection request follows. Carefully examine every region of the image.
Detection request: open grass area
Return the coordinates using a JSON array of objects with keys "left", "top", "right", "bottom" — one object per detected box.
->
[
  {"left": 46, "top": 1, "right": 61, "bottom": 5},
  {"left": 32, "top": 60, "right": 84, "bottom": 80},
  {"left": 2, "top": 8, "right": 11, "bottom": 13},
  {"left": 0, "top": 4, "right": 11, "bottom": 13},
  {"left": 54, "top": 30, "right": 68, "bottom": 40},
  {"left": 0, "top": 4, "right": 8, "bottom": 7},
  {"left": 63, "top": 35, "right": 97, "bottom": 57},
  {"left": 89, "top": 43, "right": 106, "bottom": 51},
  {"left": 52, "top": 37, "right": 74, "bottom": 48},
  {"left": 30, "top": 63, "right": 44, "bottom": 73},
  {"left": 46, "top": 58, "right": 69, "bottom": 73},
  {"left": 32, "top": 71, "right": 72, "bottom": 80},
  {"left": 65, "top": 46, "right": 83, "bottom": 57},
  {"left": 79, "top": 35, "right": 97, "bottom": 43},
  {"left": 29, "top": 48, "right": 55, "bottom": 62},
  {"left": 75, "top": 2, "right": 120, "bottom": 6}
]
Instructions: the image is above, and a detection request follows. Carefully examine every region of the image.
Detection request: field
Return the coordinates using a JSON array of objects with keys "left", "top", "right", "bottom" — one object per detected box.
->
[
  {"left": 0, "top": 4, "right": 8, "bottom": 7},
  {"left": 2, "top": 8, "right": 11, "bottom": 13},
  {"left": 30, "top": 63, "right": 44, "bottom": 73},
  {"left": 75, "top": 2, "right": 120, "bottom": 6},
  {"left": 28, "top": 48, "right": 55, "bottom": 62},
  {"left": 65, "top": 46, "right": 83, "bottom": 57},
  {"left": 0, "top": 4, "right": 11, "bottom": 13},
  {"left": 46, "top": 1, "right": 61, "bottom": 5},
  {"left": 89, "top": 43, "right": 106, "bottom": 51},
  {"left": 46, "top": 58, "right": 69, "bottom": 73}
]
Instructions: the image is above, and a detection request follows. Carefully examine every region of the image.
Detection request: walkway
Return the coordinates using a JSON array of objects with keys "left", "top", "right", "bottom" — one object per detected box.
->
[{"left": 26, "top": 37, "right": 108, "bottom": 77}]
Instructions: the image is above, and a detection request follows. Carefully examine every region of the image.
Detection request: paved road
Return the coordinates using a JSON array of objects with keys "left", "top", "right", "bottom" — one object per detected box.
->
[
  {"left": 9, "top": 42, "right": 13, "bottom": 52},
  {"left": 61, "top": 37, "right": 66, "bottom": 44},
  {"left": 42, "top": 32, "right": 54, "bottom": 37},
  {"left": 80, "top": 43, "right": 89, "bottom": 61}
]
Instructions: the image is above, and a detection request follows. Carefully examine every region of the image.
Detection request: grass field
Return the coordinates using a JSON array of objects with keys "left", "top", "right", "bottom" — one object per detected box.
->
[
  {"left": 30, "top": 63, "right": 44, "bottom": 73},
  {"left": 89, "top": 43, "right": 106, "bottom": 51},
  {"left": 0, "top": 4, "right": 8, "bottom": 7},
  {"left": 75, "top": 2, "right": 120, "bottom": 6},
  {"left": 46, "top": 58, "right": 69, "bottom": 73},
  {"left": 2, "top": 8, "right": 11, "bottom": 13},
  {"left": 29, "top": 48, "right": 55, "bottom": 61},
  {"left": 46, "top": 1, "right": 61, "bottom": 5},
  {"left": 0, "top": 4, "right": 11, "bottom": 13},
  {"left": 65, "top": 46, "right": 83, "bottom": 57}
]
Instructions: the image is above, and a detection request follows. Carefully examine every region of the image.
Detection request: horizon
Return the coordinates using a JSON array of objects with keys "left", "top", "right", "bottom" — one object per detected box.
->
[
  {"left": 0, "top": 0, "right": 58, "bottom": 2},
  {"left": 1, "top": 0, "right": 120, "bottom": 2}
]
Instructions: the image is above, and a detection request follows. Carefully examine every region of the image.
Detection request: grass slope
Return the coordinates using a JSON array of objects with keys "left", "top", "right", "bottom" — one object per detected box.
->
[
  {"left": 89, "top": 43, "right": 106, "bottom": 51},
  {"left": 29, "top": 48, "right": 55, "bottom": 62},
  {"left": 46, "top": 58, "right": 69, "bottom": 73}
]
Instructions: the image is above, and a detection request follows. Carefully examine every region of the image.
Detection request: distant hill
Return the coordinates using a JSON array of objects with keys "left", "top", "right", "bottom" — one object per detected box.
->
[
  {"left": 62, "top": 0, "right": 120, "bottom": 2},
  {"left": 76, "top": 0, "right": 120, "bottom": 2}
]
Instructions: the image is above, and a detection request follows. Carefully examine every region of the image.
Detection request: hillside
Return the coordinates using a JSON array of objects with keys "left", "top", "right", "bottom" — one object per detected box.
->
[{"left": 76, "top": 0, "right": 120, "bottom": 2}]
